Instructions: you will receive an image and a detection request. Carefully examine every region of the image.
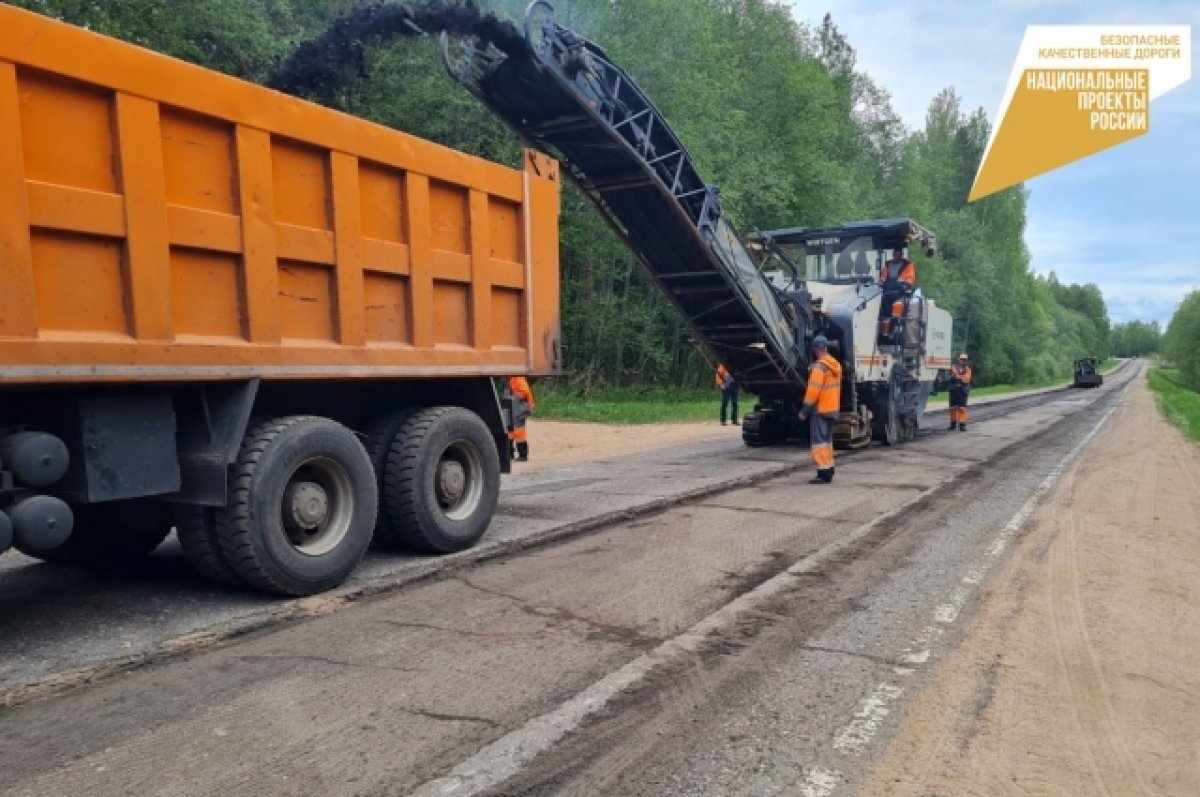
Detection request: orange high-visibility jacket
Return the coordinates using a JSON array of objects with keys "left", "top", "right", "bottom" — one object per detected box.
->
[
  {"left": 950, "top": 363, "right": 972, "bottom": 385},
  {"left": 803, "top": 354, "right": 843, "bottom": 417},
  {"left": 881, "top": 258, "right": 916, "bottom": 287},
  {"left": 508, "top": 376, "right": 535, "bottom": 409},
  {"left": 715, "top": 363, "right": 730, "bottom": 389}
]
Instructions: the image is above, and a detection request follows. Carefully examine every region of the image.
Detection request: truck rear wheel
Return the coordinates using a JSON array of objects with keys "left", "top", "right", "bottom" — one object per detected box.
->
[
  {"left": 216, "top": 416, "right": 377, "bottom": 596},
  {"left": 175, "top": 506, "right": 240, "bottom": 585},
  {"left": 362, "top": 409, "right": 417, "bottom": 549},
  {"left": 30, "top": 500, "right": 172, "bottom": 568},
  {"left": 383, "top": 407, "right": 500, "bottom": 553}
]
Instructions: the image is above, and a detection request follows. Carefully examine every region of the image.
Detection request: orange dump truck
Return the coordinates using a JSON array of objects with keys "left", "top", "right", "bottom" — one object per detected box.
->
[{"left": 0, "top": 5, "right": 560, "bottom": 594}]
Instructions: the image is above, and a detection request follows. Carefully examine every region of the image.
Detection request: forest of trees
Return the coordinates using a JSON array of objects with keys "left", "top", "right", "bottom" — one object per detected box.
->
[
  {"left": 1164, "top": 292, "right": 1200, "bottom": 391},
  {"left": 12, "top": 0, "right": 1123, "bottom": 388},
  {"left": 1110, "top": 320, "right": 1162, "bottom": 358}
]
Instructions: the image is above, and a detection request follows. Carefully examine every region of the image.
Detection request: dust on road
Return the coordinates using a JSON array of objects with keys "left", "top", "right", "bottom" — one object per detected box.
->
[{"left": 860, "top": 374, "right": 1200, "bottom": 796}]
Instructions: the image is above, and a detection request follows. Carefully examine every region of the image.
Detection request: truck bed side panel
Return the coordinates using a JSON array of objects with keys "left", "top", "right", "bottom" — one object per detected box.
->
[{"left": 0, "top": 6, "right": 560, "bottom": 383}]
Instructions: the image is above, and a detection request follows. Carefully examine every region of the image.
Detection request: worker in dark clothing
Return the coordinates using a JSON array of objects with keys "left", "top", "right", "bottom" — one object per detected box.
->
[
  {"left": 798, "top": 336, "right": 842, "bottom": 484},
  {"left": 715, "top": 363, "right": 739, "bottom": 426},
  {"left": 948, "top": 353, "right": 972, "bottom": 431},
  {"left": 506, "top": 376, "right": 535, "bottom": 460}
]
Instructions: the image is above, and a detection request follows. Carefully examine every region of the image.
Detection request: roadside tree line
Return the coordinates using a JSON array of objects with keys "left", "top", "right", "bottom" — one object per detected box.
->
[
  {"left": 1110, "top": 320, "right": 1162, "bottom": 358},
  {"left": 1165, "top": 292, "right": 1200, "bottom": 391}
]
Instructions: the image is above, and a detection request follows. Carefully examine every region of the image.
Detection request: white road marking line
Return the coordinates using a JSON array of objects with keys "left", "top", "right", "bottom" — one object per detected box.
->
[
  {"left": 833, "top": 683, "right": 905, "bottom": 754},
  {"left": 962, "top": 563, "right": 988, "bottom": 585},
  {"left": 801, "top": 765, "right": 843, "bottom": 797}
]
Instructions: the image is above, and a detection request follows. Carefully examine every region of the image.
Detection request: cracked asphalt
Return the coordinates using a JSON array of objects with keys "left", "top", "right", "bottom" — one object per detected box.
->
[{"left": 0, "top": 366, "right": 1133, "bottom": 796}]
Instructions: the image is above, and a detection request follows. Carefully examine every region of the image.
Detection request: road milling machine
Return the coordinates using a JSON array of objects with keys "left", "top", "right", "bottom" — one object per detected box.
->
[
  {"left": 745, "top": 221, "right": 953, "bottom": 446},
  {"left": 440, "top": 1, "right": 953, "bottom": 448}
]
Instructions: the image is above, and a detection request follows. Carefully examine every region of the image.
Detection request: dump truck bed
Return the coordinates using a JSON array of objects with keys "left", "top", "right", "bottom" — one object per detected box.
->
[{"left": 0, "top": 4, "right": 560, "bottom": 385}]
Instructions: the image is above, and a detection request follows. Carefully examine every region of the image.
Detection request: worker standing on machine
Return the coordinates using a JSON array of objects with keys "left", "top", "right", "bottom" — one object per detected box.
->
[
  {"left": 880, "top": 247, "right": 916, "bottom": 341},
  {"left": 948, "top": 353, "right": 972, "bottom": 431},
  {"left": 715, "top": 363, "right": 739, "bottom": 426},
  {"left": 506, "top": 376, "right": 535, "bottom": 460},
  {"left": 798, "top": 336, "right": 842, "bottom": 484},
  {"left": 881, "top": 247, "right": 916, "bottom": 292}
]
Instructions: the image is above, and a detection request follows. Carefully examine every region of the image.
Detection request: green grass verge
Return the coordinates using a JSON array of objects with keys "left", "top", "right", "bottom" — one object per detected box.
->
[
  {"left": 926, "top": 374, "right": 1069, "bottom": 404},
  {"left": 965, "top": 376, "right": 1070, "bottom": 399},
  {"left": 537, "top": 361, "right": 1132, "bottom": 425},
  {"left": 1147, "top": 368, "right": 1200, "bottom": 443},
  {"left": 535, "top": 385, "right": 723, "bottom": 425}
]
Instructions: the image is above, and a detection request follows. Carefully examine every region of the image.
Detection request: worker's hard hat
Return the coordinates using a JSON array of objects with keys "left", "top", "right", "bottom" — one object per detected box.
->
[
  {"left": 812, "top": 335, "right": 829, "bottom": 348},
  {"left": 958, "top": 352, "right": 969, "bottom": 360}
]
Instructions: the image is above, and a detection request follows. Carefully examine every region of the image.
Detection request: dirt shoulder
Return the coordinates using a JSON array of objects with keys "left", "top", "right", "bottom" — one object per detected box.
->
[
  {"left": 860, "top": 374, "right": 1200, "bottom": 796},
  {"left": 511, "top": 418, "right": 736, "bottom": 472}
]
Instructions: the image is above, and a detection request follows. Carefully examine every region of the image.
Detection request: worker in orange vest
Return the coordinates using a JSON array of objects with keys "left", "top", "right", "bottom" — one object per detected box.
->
[
  {"left": 880, "top": 247, "right": 916, "bottom": 292},
  {"left": 797, "top": 335, "right": 842, "bottom": 484},
  {"left": 948, "top": 353, "right": 972, "bottom": 431},
  {"left": 715, "top": 363, "right": 739, "bottom": 426},
  {"left": 507, "top": 376, "right": 535, "bottom": 460},
  {"left": 879, "top": 247, "right": 917, "bottom": 342}
]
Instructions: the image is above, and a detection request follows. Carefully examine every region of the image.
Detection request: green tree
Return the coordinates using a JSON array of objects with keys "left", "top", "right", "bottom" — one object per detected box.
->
[
  {"left": 1164, "top": 292, "right": 1200, "bottom": 390},
  {"left": 1111, "top": 320, "right": 1161, "bottom": 357}
]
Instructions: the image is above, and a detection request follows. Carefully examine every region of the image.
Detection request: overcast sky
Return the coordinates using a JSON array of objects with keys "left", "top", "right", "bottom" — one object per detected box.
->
[{"left": 784, "top": 0, "right": 1198, "bottom": 326}]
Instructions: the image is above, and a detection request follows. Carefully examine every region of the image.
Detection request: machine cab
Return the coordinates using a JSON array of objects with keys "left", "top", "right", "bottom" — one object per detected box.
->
[{"left": 746, "top": 218, "right": 937, "bottom": 289}]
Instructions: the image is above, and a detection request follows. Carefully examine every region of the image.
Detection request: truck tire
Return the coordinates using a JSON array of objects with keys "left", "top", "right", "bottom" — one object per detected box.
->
[
  {"left": 880, "top": 403, "right": 899, "bottom": 446},
  {"left": 876, "top": 375, "right": 902, "bottom": 446},
  {"left": 215, "top": 416, "right": 377, "bottom": 596},
  {"left": 29, "top": 500, "right": 172, "bottom": 568},
  {"left": 362, "top": 409, "right": 417, "bottom": 549},
  {"left": 175, "top": 506, "right": 240, "bottom": 585},
  {"left": 383, "top": 407, "right": 500, "bottom": 554}
]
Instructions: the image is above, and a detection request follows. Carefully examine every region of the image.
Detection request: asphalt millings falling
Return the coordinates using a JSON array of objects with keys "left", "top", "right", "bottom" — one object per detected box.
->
[{"left": 269, "top": 0, "right": 524, "bottom": 104}]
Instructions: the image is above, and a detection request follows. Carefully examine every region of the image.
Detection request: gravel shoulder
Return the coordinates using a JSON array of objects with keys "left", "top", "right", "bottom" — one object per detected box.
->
[
  {"left": 859, "top": 372, "right": 1200, "bottom": 797},
  {"left": 512, "top": 418, "right": 736, "bottom": 472}
]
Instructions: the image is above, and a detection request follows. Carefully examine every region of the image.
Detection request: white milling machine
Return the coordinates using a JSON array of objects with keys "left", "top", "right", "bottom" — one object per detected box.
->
[{"left": 745, "top": 219, "right": 954, "bottom": 447}]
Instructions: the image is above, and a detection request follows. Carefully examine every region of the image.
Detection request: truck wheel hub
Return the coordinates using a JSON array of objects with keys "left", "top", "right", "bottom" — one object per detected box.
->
[
  {"left": 437, "top": 460, "right": 466, "bottom": 503},
  {"left": 285, "top": 481, "right": 328, "bottom": 529}
]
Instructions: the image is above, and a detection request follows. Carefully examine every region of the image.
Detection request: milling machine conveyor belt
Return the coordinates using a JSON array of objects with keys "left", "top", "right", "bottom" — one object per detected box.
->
[{"left": 440, "top": 2, "right": 806, "bottom": 390}]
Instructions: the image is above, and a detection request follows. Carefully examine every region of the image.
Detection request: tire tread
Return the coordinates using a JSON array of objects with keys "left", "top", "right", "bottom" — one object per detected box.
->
[
  {"left": 215, "top": 416, "right": 374, "bottom": 595},
  {"left": 383, "top": 406, "right": 498, "bottom": 553}
]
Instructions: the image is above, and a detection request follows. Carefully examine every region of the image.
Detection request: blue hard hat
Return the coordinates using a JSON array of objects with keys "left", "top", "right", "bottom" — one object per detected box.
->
[{"left": 812, "top": 335, "right": 829, "bottom": 348}]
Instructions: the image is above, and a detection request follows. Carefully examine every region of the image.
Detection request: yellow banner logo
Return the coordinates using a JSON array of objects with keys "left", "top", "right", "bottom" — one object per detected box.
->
[{"left": 970, "top": 27, "right": 1191, "bottom": 202}]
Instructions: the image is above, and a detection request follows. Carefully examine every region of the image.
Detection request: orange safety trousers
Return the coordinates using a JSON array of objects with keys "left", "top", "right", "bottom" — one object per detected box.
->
[
  {"left": 809, "top": 413, "right": 836, "bottom": 471},
  {"left": 812, "top": 442, "right": 835, "bottom": 469},
  {"left": 508, "top": 422, "right": 528, "bottom": 442},
  {"left": 949, "top": 406, "right": 968, "bottom": 424}
]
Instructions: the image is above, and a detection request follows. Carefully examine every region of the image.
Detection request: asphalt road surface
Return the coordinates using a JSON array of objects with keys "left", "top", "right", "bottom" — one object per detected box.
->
[{"left": 0, "top": 364, "right": 1135, "bottom": 796}]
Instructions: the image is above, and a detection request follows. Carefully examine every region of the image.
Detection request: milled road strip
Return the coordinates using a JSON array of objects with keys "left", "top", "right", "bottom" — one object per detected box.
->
[
  {"left": 408, "top": 487, "right": 948, "bottom": 797},
  {"left": 801, "top": 370, "right": 1134, "bottom": 794},
  {"left": 410, "top": 372, "right": 1134, "bottom": 797}
]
